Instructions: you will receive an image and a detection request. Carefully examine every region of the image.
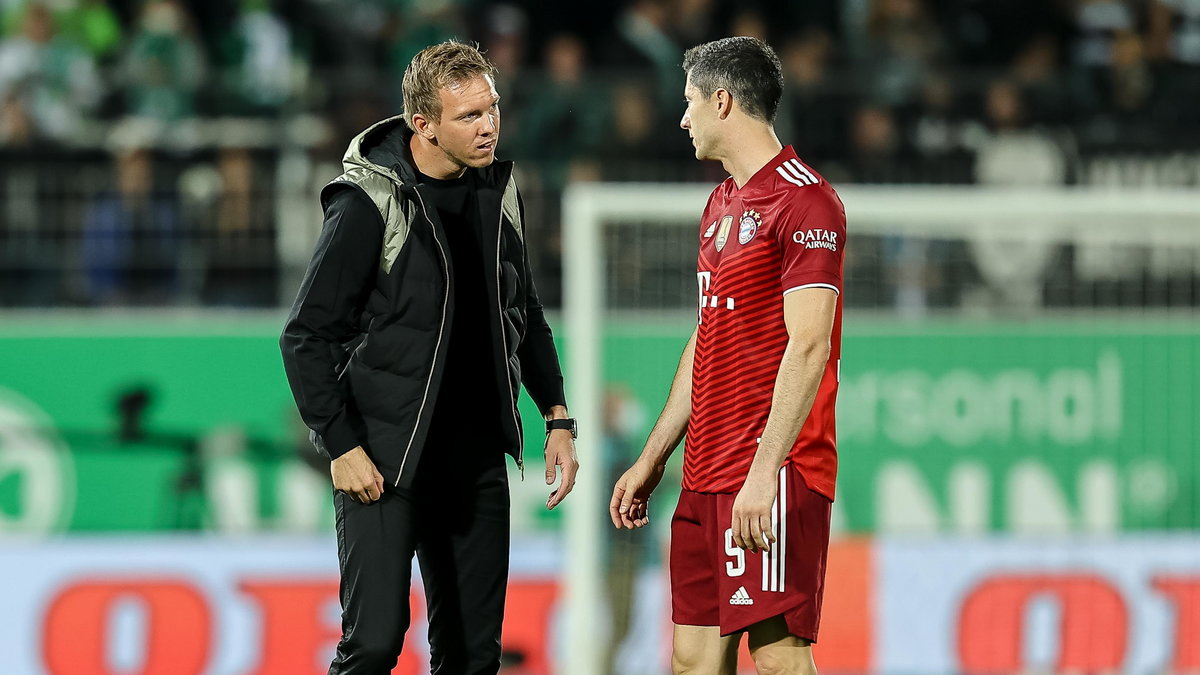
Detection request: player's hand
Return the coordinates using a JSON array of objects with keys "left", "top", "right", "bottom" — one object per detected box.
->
[
  {"left": 610, "top": 460, "right": 665, "bottom": 529},
  {"left": 731, "top": 470, "right": 778, "bottom": 552},
  {"left": 544, "top": 430, "right": 579, "bottom": 510},
  {"left": 331, "top": 446, "right": 385, "bottom": 504}
]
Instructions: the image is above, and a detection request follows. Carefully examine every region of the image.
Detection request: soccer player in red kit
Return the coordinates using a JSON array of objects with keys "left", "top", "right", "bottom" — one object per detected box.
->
[{"left": 611, "top": 36, "right": 845, "bottom": 674}]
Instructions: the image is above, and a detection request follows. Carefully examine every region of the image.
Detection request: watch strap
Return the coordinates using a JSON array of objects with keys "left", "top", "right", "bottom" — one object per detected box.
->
[{"left": 546, "top": 418, "right": 577, "bottom": 438}]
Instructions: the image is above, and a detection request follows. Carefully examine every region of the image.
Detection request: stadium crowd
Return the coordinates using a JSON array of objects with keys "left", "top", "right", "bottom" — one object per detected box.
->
[{"left": 1, "top": 0, "right": 1198, "bottom": 308}]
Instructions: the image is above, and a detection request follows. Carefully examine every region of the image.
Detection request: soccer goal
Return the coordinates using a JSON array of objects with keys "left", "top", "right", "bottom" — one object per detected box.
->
[{"left": 559, "top": 183, "right": 1200, "bottom": 675}]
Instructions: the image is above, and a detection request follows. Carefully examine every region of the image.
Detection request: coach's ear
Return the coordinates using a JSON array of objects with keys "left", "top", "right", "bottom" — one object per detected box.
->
[
  {"left": 411, "top": 111, "right": 437, "bottom": 140},
  {"left": 714, "top": 88, "right": 734, "bottom": 120}
]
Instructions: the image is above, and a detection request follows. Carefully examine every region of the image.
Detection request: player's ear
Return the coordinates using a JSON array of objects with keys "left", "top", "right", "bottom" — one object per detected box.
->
[{"left": 714, "top": 88, "right": 733, "bottom": 120}]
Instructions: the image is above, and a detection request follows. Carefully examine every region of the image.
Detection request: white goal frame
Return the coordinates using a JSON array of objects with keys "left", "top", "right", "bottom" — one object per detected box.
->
[{"left": 558, "top": 184, "right": 1200, "bottom": 675}]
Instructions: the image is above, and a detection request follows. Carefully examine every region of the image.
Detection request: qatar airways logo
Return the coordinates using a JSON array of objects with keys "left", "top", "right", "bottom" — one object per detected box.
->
[{"left": 793, "top": 229, "right": 838, "bottom": 251}]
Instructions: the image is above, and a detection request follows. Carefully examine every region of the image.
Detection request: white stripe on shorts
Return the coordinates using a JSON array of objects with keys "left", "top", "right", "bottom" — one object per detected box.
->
[
  {"left": 779, "top": 466, "right": 787, "bottom": 591},
  {"left": 762, "top": 467, "right": 788, "bottom": 593}
]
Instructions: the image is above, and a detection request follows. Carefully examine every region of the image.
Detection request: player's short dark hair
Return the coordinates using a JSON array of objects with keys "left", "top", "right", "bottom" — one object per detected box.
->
[{"left": 682, "top": 37, "right": 784, "bottom": 123}]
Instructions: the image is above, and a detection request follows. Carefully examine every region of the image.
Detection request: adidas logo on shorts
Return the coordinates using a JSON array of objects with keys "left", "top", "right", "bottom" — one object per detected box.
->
[{"left": 729, "top": 586, "right": 754, "bottom": 606}]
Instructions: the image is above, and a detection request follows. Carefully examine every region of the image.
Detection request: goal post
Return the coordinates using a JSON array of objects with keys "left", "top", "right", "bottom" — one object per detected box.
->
[
  {"left": 560, "top": 184, "right": 714, "bottom": 675},
  {"left": 558, "top": 183, "right": 1200, "bottom": 675}
]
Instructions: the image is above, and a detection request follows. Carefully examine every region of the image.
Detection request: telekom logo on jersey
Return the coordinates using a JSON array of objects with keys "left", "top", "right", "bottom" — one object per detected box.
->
[
  {"left": 793, "top": 228, "right": 838, "bottom": 251},
  {"left": 696, "top": 271, "right": 735, "bottom": 322}
]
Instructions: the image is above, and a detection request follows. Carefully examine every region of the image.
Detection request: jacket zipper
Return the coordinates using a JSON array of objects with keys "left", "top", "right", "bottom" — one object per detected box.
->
[
  {"left": 395, "top": 188, "right": 450, "bottom": 486},
  {"left": 496, "top": 207, "right": 524, "bottom": 480}
]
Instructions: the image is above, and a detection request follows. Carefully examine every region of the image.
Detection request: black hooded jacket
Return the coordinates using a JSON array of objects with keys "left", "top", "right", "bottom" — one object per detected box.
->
[{"left": 280, "top": 116, "right": 566, "bottom": 488}]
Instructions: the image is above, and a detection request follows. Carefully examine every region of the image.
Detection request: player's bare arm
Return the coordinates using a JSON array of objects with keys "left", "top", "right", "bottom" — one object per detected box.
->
[
  {"left": 731, "top": 288, "right": 837, "bottom": 552},
  {"left": 544, "top": 404, "right": 579, "bottom": 510},
  {"left": 611, "top": 328, "right": 698, "bottom": 529}
]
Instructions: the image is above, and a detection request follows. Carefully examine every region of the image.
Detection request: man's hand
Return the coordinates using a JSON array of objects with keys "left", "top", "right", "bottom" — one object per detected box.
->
[
  {"left": 731, "top": 469, "right": 778, "bottom": 552},
  {"left": 610, "top": 460, "right": 665, "bottom": 529},
  {"left": 544, "top": 430, "right": 579, "bottom": 510},
  {"left": 331, "top": 446, "right": 385, "bottom": 504}
]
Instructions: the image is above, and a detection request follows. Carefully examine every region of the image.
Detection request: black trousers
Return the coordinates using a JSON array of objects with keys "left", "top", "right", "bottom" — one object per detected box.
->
[{"left": 327, "top": 439, "right": 510, "bottom": 675}]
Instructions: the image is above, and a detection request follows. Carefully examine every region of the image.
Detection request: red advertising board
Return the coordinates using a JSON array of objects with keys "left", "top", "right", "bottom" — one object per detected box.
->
[{"left": 4, "top": 536, "right": 1200, "bottom": 674}]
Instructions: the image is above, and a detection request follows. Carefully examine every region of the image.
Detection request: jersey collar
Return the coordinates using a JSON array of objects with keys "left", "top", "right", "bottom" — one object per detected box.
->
[{"left": 728, "top": 145, "right": 799, "bottom": 196}]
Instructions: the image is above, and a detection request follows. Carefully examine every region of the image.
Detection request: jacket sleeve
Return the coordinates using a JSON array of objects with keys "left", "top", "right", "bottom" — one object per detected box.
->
[
  {"left": 280, "top": 187, "right": 382, "bottom": 460},
  {"left": 514, "top": 190, "right": 568, "bottom": 414}
]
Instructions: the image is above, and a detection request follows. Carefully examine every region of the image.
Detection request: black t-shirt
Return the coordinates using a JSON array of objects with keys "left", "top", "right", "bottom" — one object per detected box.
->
[{"left": 418, "top": 170, "right": 504, "bottom": 447}]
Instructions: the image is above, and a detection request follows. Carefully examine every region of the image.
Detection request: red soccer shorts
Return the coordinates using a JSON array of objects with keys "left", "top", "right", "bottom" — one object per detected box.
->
[{"left": 669, "top": 464, "right": 832, "bottom": 640}]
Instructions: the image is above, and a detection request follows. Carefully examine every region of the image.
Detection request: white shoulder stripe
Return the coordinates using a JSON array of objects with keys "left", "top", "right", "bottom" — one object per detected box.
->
[
  {"left": 788, "top": 158, "right": 819, "bottom": 184},
  {"left": 783, "top": 283, "right": 840, "bottom": 296},
  {"left": 780, "top": 161, "right": 814, "bottom": 186},
  {"left": 775, "top": 165, "right": 808, "bottom": 188}
]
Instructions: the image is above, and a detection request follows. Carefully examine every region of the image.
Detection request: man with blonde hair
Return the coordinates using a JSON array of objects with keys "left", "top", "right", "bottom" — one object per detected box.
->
[{"left": 281, "top": 40, "right": 579, "bottom": 674}]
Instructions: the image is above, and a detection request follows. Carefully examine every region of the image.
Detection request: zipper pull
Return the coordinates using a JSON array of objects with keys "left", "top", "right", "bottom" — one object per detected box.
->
[{"left": 516, "top": 457, "right": 525, "bottom": 481}]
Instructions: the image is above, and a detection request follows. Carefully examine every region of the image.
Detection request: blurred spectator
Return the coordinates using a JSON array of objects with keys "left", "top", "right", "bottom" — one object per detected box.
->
[
  {"left": 1146, "top": 0, "right": 1200, "bottom": 139},
  {"left": 727, "top": 8, "right": 768, "bottom": 41},
  {"left": 1063, "top": 0, "right": 1141, "bottom": 130},
  {"left": 513, "top": 34, "right": 606, "bottom": 186},
  {"left": 1069, "top": 0, "right": 1138, "bottom": 68},
  {"left": 200, "top": 126, "right": 279, "bottom": 306},
  {"left": 383, "top": 1, "right": 465, "bottom": 108},
  {"left": 52, "top": 0, "right": 122, "bottom": 61},
  {"left": 604, "top": 0, "right": 683, "bottom": 121},
  {"left": 1011, "top": 33, "right": 1068, "bottom": 125},
  {"left": 0, "top": 89, "right": 32, "bottom": 144},
  {"left": 509, "top": 32, "right": 606, "bottom": 306},
  {"left": 1148, "top": 0, "right": 1200, "bottom": 64},
  {"left": 777, "top": 28, "right": 845, "bottom": 163},
  {"left": 599, "top": 383, "right": 649, "bottom": 675},
  {"left": 122, "top": 0, "right": 205, "bottom": 122},
  {"left": 842, "top": 104, "right": 910, "bottom": 183},
  {"left": 80, "top": 122, "right": 183, "bottom": 305},
  {"left": 593, "top": 79, "right": 692, "bottom": 178},
  {"left": 861, "top": 0, "right": 944, "bottom": 106},
  {"left": 215, "top": 0, "right": 296, "bottom": 116},
  {"left": 671, "top": 0, "right": 716, "bottom": 46},
  {"left": 0, "top": 0, "right": 122, "bottom": 62},
  {"left": 909, "top": 72, "right": 985, "bottom": 160},
  {"left": 975, "top": 79, "right": 1066, "bottom": 186},
  {"left": 971, "top": 79, "right": 1065, "bottom": 311},
  {"left": 481, "top": 3, "right": 529, "bottom": 123},
  {"left": 1076, "top": 28, "right": 1169, "bottom": 145},
  {"left": 828, "top": 100, "right": 972, "bottom": 188},
  {"left": 784, "top": 29, "right": 835, "bottom": 90},
  {"left": 942, "top": 0, "right": 1065, "bottom": 67},
  {"left": 844, "top": 103, "right": 937, "bottom": 314},
  {"left": 0, "top": 2, "right": 101, "bottom": 144},
  {"left": 1107, "top": 30, "right": 1157, "bottom": 116}
]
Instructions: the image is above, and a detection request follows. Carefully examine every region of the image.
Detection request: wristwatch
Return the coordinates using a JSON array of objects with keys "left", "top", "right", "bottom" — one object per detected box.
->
[{"left": 546, "top": 418, "right": 577, "bottom": 439}]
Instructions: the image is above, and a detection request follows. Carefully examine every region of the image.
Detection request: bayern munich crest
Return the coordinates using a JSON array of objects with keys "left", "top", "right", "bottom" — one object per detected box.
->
[{"left": 739, "top": 210, "right": 761, "bottom": 245}]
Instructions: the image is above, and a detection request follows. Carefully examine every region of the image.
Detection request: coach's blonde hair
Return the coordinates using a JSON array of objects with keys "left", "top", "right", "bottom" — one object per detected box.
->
[{"left": 402, "top": 40, "right": 498, "bottom": 130}]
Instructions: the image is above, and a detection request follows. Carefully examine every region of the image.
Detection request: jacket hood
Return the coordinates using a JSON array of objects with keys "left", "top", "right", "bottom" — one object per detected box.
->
[{"left": 340, "top": 115, "right": 415, "bottom": 185}]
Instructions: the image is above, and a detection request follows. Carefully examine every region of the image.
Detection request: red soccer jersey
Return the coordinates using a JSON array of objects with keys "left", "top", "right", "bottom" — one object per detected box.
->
[{"left": 684, "top": 146, "right": 845, "bottom": 499}]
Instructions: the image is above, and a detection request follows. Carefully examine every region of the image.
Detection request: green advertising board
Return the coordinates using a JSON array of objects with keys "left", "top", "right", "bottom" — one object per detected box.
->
[
  {"left": 0, "top": 315, "right": 1196, "bottom": 534},
  {"left": 605, "top": 319, "right": 1200, "bottom": 534}
]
